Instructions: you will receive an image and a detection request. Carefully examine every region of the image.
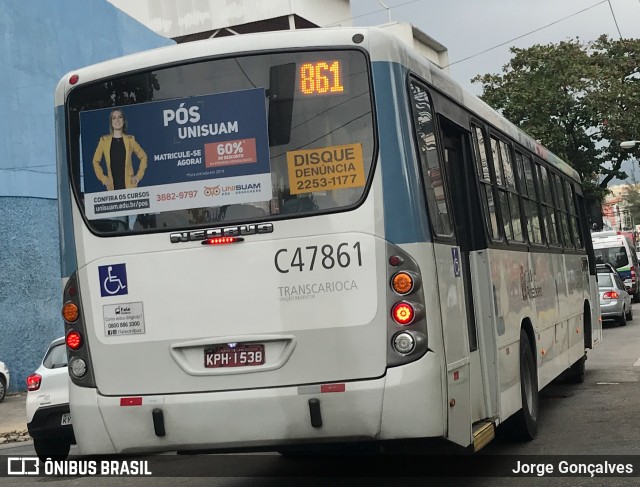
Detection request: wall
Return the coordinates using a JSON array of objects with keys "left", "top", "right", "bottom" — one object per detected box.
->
[
  {"left": 0, "top": 198, "right": 61, "bottom": 391},
  {"left": 0, "top": 0, "right": 174, "bottom": 391}
]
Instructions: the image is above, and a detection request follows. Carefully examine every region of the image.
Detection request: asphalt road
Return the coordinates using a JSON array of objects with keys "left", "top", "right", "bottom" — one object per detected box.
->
[{"left": 2, "top": 304, "right": 640, "bottom": 486}]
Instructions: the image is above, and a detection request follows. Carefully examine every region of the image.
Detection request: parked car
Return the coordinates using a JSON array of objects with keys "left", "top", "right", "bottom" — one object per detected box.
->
[
  {"left": 26, "top": 337, "right": 74, "bottom": 460},
  {"left": 597, "top": 263, "right": 633, "bottom": 326},
  {"left": 0, "top": 361, "right": 9, "bottom": 403}
]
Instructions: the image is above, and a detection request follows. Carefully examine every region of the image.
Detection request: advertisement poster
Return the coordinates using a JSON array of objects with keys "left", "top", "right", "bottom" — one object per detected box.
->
[{"left": 80, "top": 88, "right": 272, "bottom": 220}]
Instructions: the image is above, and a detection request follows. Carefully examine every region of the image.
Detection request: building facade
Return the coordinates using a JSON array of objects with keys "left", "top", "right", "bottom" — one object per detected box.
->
[{"left": 0, "top": 0, "right": 173, "bottom": 391}]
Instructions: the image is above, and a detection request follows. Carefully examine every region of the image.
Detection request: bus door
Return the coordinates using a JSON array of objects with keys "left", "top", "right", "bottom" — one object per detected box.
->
[{"left": 437, "top": 116, "right": 496, "bottom": 446}]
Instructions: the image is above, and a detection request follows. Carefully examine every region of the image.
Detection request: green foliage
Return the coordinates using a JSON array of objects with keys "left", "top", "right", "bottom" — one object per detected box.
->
[
  {"left": 472, "top": 35, "right": 640, "bottom": 202},
  {"left": 622, "top": 184, "right": 640, "bottom": 225}
]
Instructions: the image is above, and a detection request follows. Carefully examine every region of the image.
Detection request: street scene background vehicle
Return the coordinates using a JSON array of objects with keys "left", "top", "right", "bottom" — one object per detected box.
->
[{"left": 26, "top": 337, "right": 75, "bottom": 461}]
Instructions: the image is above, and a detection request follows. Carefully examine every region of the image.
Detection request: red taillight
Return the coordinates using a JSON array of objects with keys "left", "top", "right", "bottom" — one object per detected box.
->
[
  {"left": 66, "top": 331, "right": 82, "bottom": 350},
  {"left": 392, "top": 302, "right": 415, "bottom": 325},
  {"left": 27, "top": 373, "right": 42, "bottom": 391},
  {"left": 603, "top": 291, "right": 619, "bottom": 300},
  {"left": 201, "top": 237, "right": 244, "bottom": 245},
  {"left": 69, "top": 74, "right": 79, "bottom": 85},
  {"left": 632, "top": 268, "right": 636, "bottom": 282}
]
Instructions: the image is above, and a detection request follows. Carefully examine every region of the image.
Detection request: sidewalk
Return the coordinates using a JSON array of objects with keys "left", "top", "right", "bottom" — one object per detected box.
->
[{"left": 0, "top": 393, "right": 29, "bottom": 443}]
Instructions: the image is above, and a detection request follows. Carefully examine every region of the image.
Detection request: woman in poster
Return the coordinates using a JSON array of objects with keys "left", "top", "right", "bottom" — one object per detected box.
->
[{"left": 92, "top": 108, "right": 148, "bottom": 191}]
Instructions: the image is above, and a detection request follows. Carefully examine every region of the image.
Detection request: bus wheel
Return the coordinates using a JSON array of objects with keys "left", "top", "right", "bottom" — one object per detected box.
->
[
  {"left": 510, "top": 329, "right": 539, "bottom": 441},
  {"left": 567, "top": 356, "right": 586, "bottom": 384},
  {"left": 34, "top": 438, "right": 71, "bottom": 462}
]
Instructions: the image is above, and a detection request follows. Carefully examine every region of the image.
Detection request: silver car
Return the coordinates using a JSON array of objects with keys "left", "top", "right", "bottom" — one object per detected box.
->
[{"left": 597, "top": 263, "right": 633, "bottom": 326}]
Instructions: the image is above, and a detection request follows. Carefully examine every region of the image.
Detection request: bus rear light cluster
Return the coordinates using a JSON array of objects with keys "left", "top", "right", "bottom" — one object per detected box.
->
[
  {"left": 386, "top": 244, "right": 428, "bottom": 367},
  {"left": 63, "top": 271, "right": 96, "bottom": 388}
]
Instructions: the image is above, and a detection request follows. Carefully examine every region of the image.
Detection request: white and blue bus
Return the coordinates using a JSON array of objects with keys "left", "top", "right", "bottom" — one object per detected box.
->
[{"left": 56, "top": 26, "right": 601, "bottom": 455}]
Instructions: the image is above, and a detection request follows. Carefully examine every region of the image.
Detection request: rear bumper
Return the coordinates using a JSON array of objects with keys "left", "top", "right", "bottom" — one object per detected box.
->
[
  {"left": 600, "top": 301, "right": 624, "bottom": 319},
  {"left": 27, "top": 404, "right": 75, "bottom": 443},
  {"left": 69, "top": 354, "right": 445, "bottom": 455}
]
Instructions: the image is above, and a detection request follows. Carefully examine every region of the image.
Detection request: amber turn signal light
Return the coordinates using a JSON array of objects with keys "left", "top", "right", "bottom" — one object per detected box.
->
[
  {"left": 392, "top": 272, "right": 414, "bottom": 295},
  {"left": 62, "top": 302, "right": 79, "bottom": 322}
]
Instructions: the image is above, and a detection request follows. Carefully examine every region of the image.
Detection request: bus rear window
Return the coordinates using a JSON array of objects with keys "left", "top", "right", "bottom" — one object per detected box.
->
[{"left": 66, "top": 50, "right": 374, "bottom": 234}]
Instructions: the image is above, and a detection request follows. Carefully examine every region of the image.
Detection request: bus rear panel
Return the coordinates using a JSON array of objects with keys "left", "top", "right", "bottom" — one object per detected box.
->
[{"left": 58, "top": 35, "right": 442, "bottom": 454}]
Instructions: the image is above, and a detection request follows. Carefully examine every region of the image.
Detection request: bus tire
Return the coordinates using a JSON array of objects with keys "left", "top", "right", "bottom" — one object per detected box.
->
[
  {"left": 567, "top": 356, "right": 586, "bottom": 384},
  {"left": 33, "top": 438, "right": 71, "bottom": 462},
  {"left": 510, "top": 329, "right": 538, "bottom": 441}
]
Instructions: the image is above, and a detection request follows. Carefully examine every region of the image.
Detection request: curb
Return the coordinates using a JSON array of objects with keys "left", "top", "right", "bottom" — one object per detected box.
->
[{"left": 0, "top": 430, "right": 30, "bottom": 445}]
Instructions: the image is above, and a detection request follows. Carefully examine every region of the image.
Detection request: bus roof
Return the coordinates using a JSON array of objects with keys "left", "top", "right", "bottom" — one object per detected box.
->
[{"left": 56, "top": 26, "right": 580, "bottom": 182}]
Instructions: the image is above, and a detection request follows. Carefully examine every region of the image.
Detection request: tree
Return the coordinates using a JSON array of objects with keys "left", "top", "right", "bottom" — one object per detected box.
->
[
  {"left": 472, "top": 35, "right": 640, "bottom": 202},
  {"left": 621, "top": 184, "right": 640, "bottom": 226}
]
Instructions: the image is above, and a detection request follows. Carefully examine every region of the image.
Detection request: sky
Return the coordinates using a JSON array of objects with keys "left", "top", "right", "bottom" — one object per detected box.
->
[
  {"left": 349, "top": 0, "right": 640, "bottom": 184},
  {"left": 350, "top": 0, "right": 640, "bottom": 94}
]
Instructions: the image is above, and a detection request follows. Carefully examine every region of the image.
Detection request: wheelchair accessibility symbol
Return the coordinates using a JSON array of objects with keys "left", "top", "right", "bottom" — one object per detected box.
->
[
  {"left": 99, "top": 263, "right": 128, "bottom": 297},
  {"left": 451, "top": 248, "right": 461, "bottom": 278}
]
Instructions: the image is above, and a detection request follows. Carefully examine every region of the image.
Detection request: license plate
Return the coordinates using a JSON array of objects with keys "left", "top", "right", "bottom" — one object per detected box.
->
[
  {"left": 61, "top": 413, "right": 72, "bottom": 426},
  {"left": 204, "top": 344, "right": 265, "bottom": 368}
]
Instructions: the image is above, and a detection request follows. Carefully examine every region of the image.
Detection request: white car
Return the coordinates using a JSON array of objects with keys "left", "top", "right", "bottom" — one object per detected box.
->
[
  {"left": 0, "top": 361, "right": 9, "bottom": 403},
  {"left": 26, "top": 337, "right": 74, "bottom": 460}
]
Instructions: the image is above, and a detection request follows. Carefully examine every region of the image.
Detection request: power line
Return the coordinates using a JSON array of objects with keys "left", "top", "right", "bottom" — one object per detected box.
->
[
  {"left": 445, "top": 0, "right": 609, "bottom": 68},
  {"left": 608, "top": 0, "right": 624, "bottom": 39}
]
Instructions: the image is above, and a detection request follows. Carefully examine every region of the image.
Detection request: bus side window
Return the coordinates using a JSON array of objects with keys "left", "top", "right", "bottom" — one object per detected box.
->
[
  {"left": 409, "top": 80, "right": 454, "bottom": 238},
  {"left": 471, "top": 125, "right": 501, "bottom": 241}
]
